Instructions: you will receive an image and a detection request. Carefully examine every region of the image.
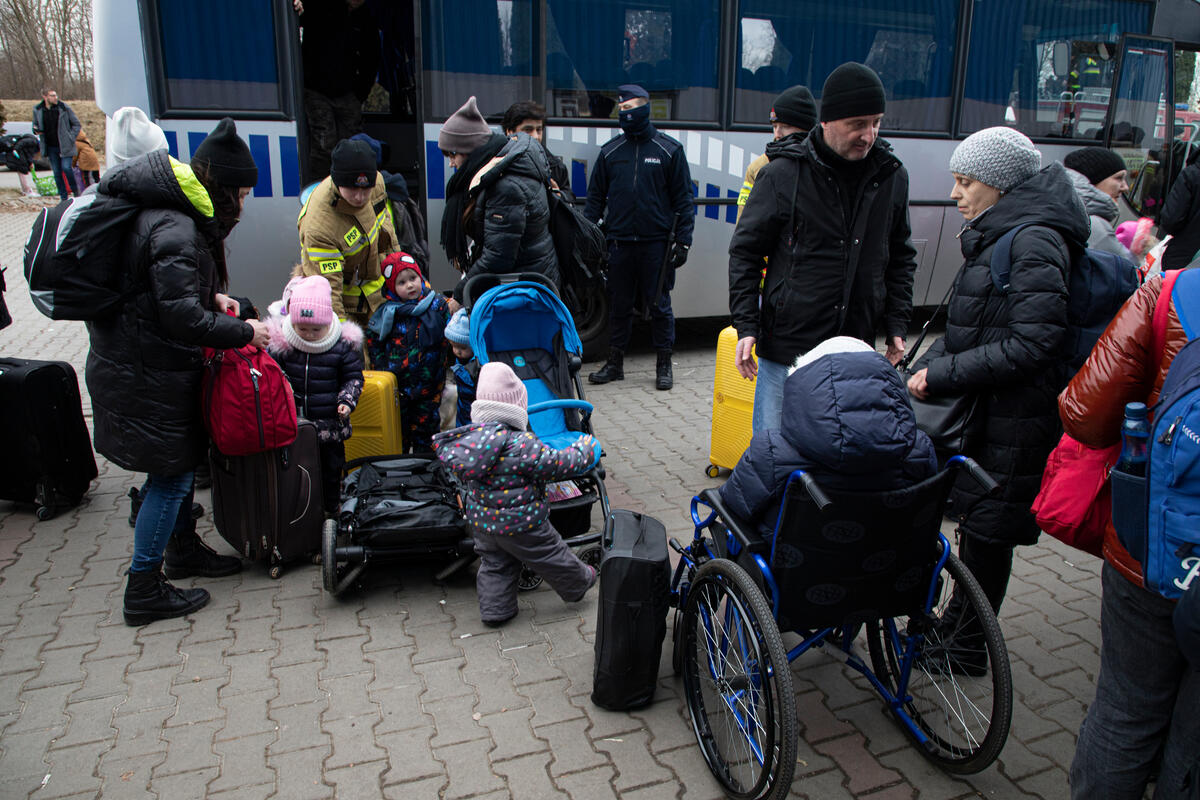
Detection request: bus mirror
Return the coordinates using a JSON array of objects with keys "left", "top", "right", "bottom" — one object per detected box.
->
[{"left": 1053, "top": 42, "right": 1069, "bottom": 76}]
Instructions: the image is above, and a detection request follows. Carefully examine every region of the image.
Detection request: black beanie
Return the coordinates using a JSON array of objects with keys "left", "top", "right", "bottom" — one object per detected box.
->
[
  {"left": 770, "top": 85, "right": 817, "bottom": 131},
  {"left": 1064, "top": 146, "right": 1128, "bottom": 185},
  {"left": 330, "top": 139, "right": 378, "bottom": 188},
  {"left": 191, "top": 117, "right": 258, "bottom": 187},
  {"left": 819, "top": 63, "right": 886, "bottom": 122}
]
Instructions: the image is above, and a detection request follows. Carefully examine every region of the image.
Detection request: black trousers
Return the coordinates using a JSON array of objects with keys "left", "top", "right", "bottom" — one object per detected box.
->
[{"left": 606, "top": 239, "right": 674, "bottom": 352}]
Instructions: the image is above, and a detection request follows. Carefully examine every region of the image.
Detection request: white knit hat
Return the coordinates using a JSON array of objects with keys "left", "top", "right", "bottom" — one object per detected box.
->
[
  {"left": 108, "top": 106, "right": 169, "bottom": 168},
  {"left": 471, "top": 362, "right": 528, "bottom": 430},
  {"left": 949, "top": 127, "right": 1042, "bottom": 192}
]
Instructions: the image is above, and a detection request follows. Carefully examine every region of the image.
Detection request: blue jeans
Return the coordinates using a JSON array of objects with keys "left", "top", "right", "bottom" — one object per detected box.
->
[
  {"left": 43, "top": 146, "right": 78, "bottom": 199},
  {"left": 751, "top": 355, "right": 789, "bottom": 433},
  {"left": 1070, "top": 562, "right": 1200, "bottom": 799},
  {"left": 131, "top": 472, "right": 195, "bottom": 573}
]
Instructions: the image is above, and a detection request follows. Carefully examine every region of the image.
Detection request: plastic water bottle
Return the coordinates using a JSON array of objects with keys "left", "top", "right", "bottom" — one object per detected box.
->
[{"left": 1118, "top": 402, "right": 1151, "bottom": 476}]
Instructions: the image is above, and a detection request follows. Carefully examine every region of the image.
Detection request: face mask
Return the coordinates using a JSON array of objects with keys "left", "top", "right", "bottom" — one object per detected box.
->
[{"left": 618, "top": 104, "right": 650, "bottom": 136}]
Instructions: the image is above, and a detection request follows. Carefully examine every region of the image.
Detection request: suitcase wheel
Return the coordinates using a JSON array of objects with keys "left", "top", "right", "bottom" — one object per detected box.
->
[
  {"left": 518, "top": 564, "right": 543, "bottom": 592},
  {"left": 269, "top": 564, "right": 283, "bottom": 579},
  {"left": 705, "top": 464, "right": 721, "bottom": 479},
  {"left": 36, "top": 505, "right": 55, "bottom": 522}
]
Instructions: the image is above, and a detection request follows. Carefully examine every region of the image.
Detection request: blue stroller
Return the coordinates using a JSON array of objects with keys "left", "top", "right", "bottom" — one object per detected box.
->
[{"left": 463, "top": 274, "right": 611, "bottom": 583}]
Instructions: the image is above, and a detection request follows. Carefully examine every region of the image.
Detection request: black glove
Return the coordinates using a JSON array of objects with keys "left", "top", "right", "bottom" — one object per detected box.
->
[{"left": 669, "top": 242, "right": 690, "bottom": 269}]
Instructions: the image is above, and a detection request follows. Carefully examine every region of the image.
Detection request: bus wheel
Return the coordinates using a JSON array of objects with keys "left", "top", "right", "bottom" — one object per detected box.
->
[{"left": 572, "top": 281, "right": 610, "bottom": 361}]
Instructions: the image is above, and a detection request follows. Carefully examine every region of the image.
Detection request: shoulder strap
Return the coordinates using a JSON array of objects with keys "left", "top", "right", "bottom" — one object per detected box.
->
[
  {"left": 1153, "top": 270, "right": 1183, "bottom": 365},
  {"left": 989, "top": 222, "right": 1038, "bottom": 293}
]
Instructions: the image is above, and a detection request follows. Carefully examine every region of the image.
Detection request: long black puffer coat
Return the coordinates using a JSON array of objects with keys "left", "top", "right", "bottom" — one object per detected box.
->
[
  {"left": 915, "top": 162, "right": 1089, "bottom": 546},
  {"left": 455, "top": 133, "right": 559, "bottom": 301},
  {"left": 85, "top": 151, "right": 253, "bottom": 475}
]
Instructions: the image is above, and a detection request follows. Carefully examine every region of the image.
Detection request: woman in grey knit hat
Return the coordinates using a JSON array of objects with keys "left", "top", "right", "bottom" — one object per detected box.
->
[{"left": 906, "top": 127, "right": 1090, "bottom": 673}]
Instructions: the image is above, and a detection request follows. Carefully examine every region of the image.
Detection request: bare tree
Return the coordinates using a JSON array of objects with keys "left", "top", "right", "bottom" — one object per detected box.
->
[{"left": 0, "top": 0, "right": 93, "bottom": 98}]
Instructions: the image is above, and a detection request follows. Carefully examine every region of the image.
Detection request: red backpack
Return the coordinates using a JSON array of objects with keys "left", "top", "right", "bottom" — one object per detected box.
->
[{"left": 202, "top": 342, "right": 297, "bottom": 456}]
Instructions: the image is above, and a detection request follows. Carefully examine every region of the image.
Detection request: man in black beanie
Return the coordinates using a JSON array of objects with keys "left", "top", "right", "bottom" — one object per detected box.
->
[
  {"left": 737, "top": 85, "right": 817, "bottom": 222},
  {"left": 729, "top": 61, "right": 917, "bottom": 432}
]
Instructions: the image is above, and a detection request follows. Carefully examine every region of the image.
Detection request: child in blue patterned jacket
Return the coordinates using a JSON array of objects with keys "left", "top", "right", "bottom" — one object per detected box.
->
[{"left": 433, "top": 362, "right": 598, "bottom": 625}]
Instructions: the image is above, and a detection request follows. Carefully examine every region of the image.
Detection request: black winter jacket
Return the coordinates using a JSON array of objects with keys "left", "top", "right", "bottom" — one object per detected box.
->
[
  {"left": 454, "top": 133, "right": 560, "bottom": 302},
  {"left": 266, "top": 317, "right": 365, "bottom": 443},
  {"left": 583, "top": 124, "right": 695, "bottom": 245},
  {"left": 720, "top": 350, "right": 937, "bottom": 541},
  {"left": 729, "top": 130, "right": 918, "bottom": 364},
  {"left": 85, "top": 151, "right": 253, "bottom": 475},
  {"left": 1159, "top": 161, "right": 1200, "bottom": 270},
  {"left": 915, "top": 162, "right": 1089, "bottom": 546}
]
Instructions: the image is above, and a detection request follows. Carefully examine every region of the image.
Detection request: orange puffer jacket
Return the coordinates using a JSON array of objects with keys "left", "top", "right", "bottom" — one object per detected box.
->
[{"left": 1058, "top": 274, "right": 1190, "bottom": 587}]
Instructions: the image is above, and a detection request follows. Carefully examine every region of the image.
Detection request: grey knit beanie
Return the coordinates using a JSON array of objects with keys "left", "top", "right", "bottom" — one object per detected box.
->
[
  {"left": 438, "top": 96, "right": 493, "bottom": 155},
  {"left": 949, "top": 127, "right": 1041, "bottom": 192}
]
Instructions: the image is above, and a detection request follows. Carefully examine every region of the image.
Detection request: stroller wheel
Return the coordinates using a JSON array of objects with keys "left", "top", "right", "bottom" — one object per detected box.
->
[
  {"left": 322, "top": 519, "right": 341, "bottom": 594},
  {"left": 577, "top": 544, "right": 602, "bottom": 569},
  {"left": 518, "top": 564, "right": 543, "bottom": 591}
]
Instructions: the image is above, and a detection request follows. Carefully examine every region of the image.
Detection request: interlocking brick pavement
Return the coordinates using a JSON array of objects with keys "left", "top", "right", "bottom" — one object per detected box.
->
[{"left": 0, "top": 207, "right": 1107, "bottom": 798}]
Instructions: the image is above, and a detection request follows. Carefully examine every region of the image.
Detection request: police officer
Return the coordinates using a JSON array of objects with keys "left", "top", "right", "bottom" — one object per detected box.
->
[{"left": 584, "top": 85, "right": 694, "bottom": 390}]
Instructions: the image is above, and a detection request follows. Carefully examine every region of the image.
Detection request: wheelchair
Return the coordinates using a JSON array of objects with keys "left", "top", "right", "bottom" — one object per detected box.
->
[{"left": 668, "top": 456, "right": 1013, "bottom": 799}]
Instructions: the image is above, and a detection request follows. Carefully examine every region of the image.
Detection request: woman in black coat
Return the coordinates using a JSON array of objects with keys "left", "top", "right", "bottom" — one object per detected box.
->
[
  {"left": 85, "top": 119, "right": 270, "bottom": 626},
  {"left": 907, "top": 128, "right": 1088, "bottom": 662}
]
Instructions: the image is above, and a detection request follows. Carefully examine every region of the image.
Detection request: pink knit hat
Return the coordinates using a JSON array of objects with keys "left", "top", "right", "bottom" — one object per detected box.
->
[
  {"left": 471, "top": 362, "right": 527, "bottom": 430},
  {"left": 287, "top": 275, "right": 334, "bottom": 327}
]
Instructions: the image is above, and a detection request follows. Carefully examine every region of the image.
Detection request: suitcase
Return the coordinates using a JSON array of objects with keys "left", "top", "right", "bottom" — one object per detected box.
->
[
  {"left": 345, "top": 370, "right": 403, "bottom": 462},
  {"left": 708, "top": 326, "right": 756, "bottom": 477},
  {"left": 209, "top": 419, "right": 323, "bottom": 578},
  {"left": 0, "top": 358, "right": 97, "bottom": 519},
  {"left": 592, "top": 509, "right": 671, "bottom": 711}
]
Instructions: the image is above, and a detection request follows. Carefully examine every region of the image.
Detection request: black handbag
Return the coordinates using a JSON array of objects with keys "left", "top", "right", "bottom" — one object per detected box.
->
[{"left": 898, "top": 273, "right": 983, "bottom": 456}]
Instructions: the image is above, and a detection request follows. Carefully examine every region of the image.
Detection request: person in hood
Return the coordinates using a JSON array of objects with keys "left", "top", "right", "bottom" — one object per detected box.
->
[
  {"left": 438, "top": 96, "right": 561, "bottom": 310},
  {"left": 585, "top": 84, "right": 695, "bottom": 391},
  {"left": 1063, "top": 147, "right": 1133, "bottom": 259},
  {"left": 266, "top": 275, "right": 365, "bottom": 513},
  {"left": 736, "top": 85, "right": 817, "bottom": 223},
  {"left": 365, "top": 251, "right": 450, "bottom": 452},
  {"left": 85, "top": 118, "right": 271, "bottom": 626},
  {"left": 729, "top": 63, "right": 917, "bottom": 432},
  {"left": 433, "top": 362, "right": 599, "bottom": 626},
  {"left": 907, "top": 127, "right": 1088, "bottom": 670},
  {"left": 720, "top": 337, "right": 937, "bottom": 542}
]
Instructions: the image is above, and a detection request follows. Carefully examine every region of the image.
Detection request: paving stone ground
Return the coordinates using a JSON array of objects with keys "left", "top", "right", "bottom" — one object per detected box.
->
[{"left": 0, "top": 208, "right": 1105, "bottom": 798}]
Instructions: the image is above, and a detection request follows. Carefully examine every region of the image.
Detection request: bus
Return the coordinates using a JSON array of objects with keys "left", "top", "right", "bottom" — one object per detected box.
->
[{"left": 93, "top": 0, "right": 1200, "bottom": 353}]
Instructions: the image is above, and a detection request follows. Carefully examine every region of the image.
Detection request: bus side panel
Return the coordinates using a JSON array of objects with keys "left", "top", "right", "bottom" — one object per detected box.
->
[{"left": 93, "top": 0, "right": 152, "bottom": 117}]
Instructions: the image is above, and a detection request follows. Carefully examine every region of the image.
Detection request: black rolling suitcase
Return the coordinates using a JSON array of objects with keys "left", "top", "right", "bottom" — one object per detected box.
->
[
  {"left": 209, "top": 419, "right": 323, "bottom": 578},
  {"left": 592, "top": 509, "right": 671, "bottom": 710},
  {"left": 0, "top": 358, "right": 97, "bottom": 519}
]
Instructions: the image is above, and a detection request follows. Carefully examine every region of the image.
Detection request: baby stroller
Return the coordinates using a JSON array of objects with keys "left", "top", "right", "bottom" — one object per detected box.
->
[
  {"left": 669, "top": 456, "right": 1013, "bottom": 799},
  {"left": 463, "top": 273, "right": 610, "bottom": 585}
]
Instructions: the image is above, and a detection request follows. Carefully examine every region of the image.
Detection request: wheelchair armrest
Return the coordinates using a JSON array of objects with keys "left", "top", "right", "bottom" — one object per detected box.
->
[
  {"left": 948, "top": 455, "right": 1001, "bottom": 496},
  {"left": 699, "top": 488, "right": 770, "bottom": 555}
]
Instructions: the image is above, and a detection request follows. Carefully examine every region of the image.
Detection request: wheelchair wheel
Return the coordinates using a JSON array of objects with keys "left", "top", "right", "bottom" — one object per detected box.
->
[
  {"left": 866, "top": 550, "right": 1012, "bottom": 774},
  {"left": 681, "top": 559, "right": 796, "bottom": 800}
]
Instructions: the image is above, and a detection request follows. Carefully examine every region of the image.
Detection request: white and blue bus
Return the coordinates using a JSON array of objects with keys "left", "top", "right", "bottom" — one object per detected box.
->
[{"left": 94, "top": 0, "right": 1200, "bottom": 350}]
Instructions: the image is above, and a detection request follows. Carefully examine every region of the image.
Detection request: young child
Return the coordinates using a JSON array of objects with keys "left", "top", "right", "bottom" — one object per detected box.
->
[
  {"left": 444, "top": 308, "right": 478, "bottom": 428},
  {"left": 366, "top": 251, "right": 450, "bottom": 452},
  {"left": 267, "top": 275, "right": 365, "bottom": 513},
  {"left": 433, "top": 362, "right": 599, "bottom": 626}
]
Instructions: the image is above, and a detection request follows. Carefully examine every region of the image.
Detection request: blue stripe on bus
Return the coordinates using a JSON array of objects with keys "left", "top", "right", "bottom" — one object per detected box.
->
[
  {"left": 247, "top": 135, "right": 272, "bottom": 198},
  {"left": 572, "top": 159, "right": 587, "bottom": 198},
  {"left": 279, "top": 136, "right": 300, "bottom": 197},
  {"left": 426, "top": 141, "right": 445, "bottom": 200},
  {"left": 726, "top": 189, "right": 738, "bottom": 224},
  {"left": 187, "top": 131, "right": 206, "bottom": 160},
  {"left": 691, "top": 181, "right": 699, "bottom": 216},
  {"left": 705, "top": 184, "right": 720, "bottom": 219},
  {"left": 164, "top": 130, "right": 179, "bottom": 159}
]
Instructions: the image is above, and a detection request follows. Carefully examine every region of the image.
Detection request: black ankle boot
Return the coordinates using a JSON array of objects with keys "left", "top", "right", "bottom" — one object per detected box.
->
[
  {"left": 128, "top": 487, "right": 204, "bottom": 528},
  {"left": 123, "top": 565, "right": 210, "bottom": 626},
  {"left": 655, "top": 350, "right": 673, "bottom": 390},
  {"left": 164, "top": 527, "right": 242, "bottom": 578},
  {"left": 588, "top": 348, "right": 624, "bottom": 384}
]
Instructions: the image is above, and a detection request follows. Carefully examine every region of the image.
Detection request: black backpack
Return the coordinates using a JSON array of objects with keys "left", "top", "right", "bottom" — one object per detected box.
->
[
  {"left": 546, "top": 187, "right": 607, "bottom": 285},
  {"left": 23, "top": 191, "right": 142, "bottom": 320}
]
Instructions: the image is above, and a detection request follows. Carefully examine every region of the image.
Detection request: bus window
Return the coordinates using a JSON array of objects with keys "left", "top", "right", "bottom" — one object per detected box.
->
[
  {"left": 733, "top": 0, "right": 959, "bottom": 131},
  {"left": 544, "top": 0, "right": 719, "bottom": 121},
  {"left": 423, "top": 0, "right": 536, "bottom": 119},
  {"left": 1110, "top": 37, "right": 1173, "bottom": 219},
  {"left": 960, "top": 0, "right": 1151, "bottom": 139},
  {"left": 151, "top": 0, "right": 286, "bottom": 114}
]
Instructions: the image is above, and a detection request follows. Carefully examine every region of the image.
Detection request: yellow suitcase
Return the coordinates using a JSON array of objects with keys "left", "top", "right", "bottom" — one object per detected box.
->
[
  {"left": 345, "top": 370, "right": 404, "bottom": 462},
  {"left": 707, "top": 326, "right": 755, "bottom": 477}
]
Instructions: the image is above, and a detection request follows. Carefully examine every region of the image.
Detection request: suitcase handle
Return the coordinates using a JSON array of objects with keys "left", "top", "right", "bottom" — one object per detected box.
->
[{"left": 289, "top": 465, "right": 312, "bottom": 526}]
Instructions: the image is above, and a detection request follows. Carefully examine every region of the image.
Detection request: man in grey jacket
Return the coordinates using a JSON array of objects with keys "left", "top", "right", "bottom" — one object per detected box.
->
[{"left": 31, "top": 88, "right": 81, "bottom": 199}]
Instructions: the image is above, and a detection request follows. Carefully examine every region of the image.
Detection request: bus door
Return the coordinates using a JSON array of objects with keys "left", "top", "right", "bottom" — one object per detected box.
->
[{"left": 1105, "top": 35, "right": 1175, "bottom": 220}]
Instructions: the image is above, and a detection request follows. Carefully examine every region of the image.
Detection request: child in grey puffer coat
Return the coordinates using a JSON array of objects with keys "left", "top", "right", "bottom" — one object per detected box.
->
[{"left": 433, "top": 362, "right": 598, "bottom": 625}]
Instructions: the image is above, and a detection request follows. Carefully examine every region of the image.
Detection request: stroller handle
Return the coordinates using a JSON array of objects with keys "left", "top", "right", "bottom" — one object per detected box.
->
[{"left": 527, "top": 399, "right": 594, "bottom": 415}]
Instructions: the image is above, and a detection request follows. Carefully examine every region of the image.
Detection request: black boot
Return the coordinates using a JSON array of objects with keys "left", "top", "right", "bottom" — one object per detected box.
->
[
  {"left": 128, "top": 487, "right": 203, "bottom": 528},
  {"left": 655, "top": 350, "right": 673, "bottom": 390},
  {"left": 123, "top": 565, "right": 210, "bottom": 626},
  {"left": 164, "top": 527, "right": 242, "bottom": 578},
  {"left": 193, "top": 460, "right": 212, "bottom": 490},
  {"left": 588, "top": 348, "right": 624, "bottom": 384}
]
